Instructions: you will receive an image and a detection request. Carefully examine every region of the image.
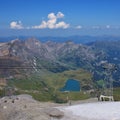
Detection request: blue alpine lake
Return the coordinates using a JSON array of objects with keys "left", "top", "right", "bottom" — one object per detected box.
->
[{"left": 60, "top": 79, "right": 80, "bottom": 91}]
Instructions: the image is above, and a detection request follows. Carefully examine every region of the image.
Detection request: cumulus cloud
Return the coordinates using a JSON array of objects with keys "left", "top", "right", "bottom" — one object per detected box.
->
[
  {"left": 57, "top": 12, "right": 64, "bottom": 18},
  {"left": 32, "top": 12, "right": 70, "bottom": 29},
  {"left": 10, "top": 21, "right": 23, "bottom": 29},
  {"left": 48, "top": 13, "right": 56, "bottom": 20},
  {"left": 56, "top": 21, "right": 69, "bottom": 29},
  {"left": 32, "top": 21, "right": 47, "bottom": 29}
]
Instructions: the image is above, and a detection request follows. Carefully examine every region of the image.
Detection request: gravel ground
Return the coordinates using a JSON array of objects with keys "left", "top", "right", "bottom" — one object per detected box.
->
[
  {"left": 0, "top": 94, "right": 56, "bottom": 120},
  {"left": 0, "top": 94, "right": 99, "bottom": 120}
]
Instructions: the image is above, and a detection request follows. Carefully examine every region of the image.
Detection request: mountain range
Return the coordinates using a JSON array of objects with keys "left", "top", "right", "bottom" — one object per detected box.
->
[
  {"left": 1, "top": 35, "right": 120, "bottom": 44},
  {"left": 1, "top": 38, "right": 120, "bottom": 81},
  {"left": 0, "top": 37, "right": 120, "bottom": 101},
  {"left": 0, "top": 38, "right": 96, "bottom": 75}
]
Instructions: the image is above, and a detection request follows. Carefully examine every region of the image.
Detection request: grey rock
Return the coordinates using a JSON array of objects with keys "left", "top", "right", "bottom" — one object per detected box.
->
[{"left": 45, "top": 108, "right": 64, "bottom": 118}]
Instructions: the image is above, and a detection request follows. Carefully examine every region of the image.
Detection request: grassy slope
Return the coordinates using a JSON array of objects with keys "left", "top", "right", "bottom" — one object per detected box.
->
[
  {"left": 2, "top": 69, "right": 120, "bottom": 102},
  {"left": 43, "top": 69, "right": 92, "bottom": 91},
  {"left": 6, "top": 69, "right": 92, "bottom": 102},
  {"left": 113, "top": 88, "right": 120, "bottom": 101}
]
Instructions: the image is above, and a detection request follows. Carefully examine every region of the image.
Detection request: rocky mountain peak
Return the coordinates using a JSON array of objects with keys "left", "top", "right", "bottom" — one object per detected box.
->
[
  {"left": 10, "top": 39, "right": 21, "bottom": 44},
  {"left": 25, "top": 38, "right": 42, "bottom": 50}
]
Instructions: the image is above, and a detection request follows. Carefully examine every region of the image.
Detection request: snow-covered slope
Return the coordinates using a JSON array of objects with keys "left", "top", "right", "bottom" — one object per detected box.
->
[{"left": 59, "top": 102, "right": 120, "bottom": 120}]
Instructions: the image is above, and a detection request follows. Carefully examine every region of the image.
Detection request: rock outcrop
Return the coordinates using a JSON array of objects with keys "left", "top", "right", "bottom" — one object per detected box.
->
[{"left": 0, "top": 94, "right": 64, "bottom": 120}]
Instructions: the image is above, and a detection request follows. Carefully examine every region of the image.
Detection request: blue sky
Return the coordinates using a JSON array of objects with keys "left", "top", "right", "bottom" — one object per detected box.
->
[{"left": 0, "top": 0, "right": 120, "bottom": 36}]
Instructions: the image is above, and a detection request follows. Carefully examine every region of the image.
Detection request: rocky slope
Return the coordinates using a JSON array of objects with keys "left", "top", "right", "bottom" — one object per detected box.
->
[
  {"left": 1, "top": 38, "right": 120, "bottom": 95},
  {"left": 1, "top": 94, "right": 120, "bottom": 120},
  {"left": 0, "top": 94, "right": 60, "bottom": 120},
  {"left": 0, "top": 38, "right": 99, "bottom": 78},
  {"left": 0, "top": 94, "right": 98, "bottom": 120}
]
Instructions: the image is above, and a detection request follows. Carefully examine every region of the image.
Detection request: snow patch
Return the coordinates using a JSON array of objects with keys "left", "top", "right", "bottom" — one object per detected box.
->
[
  {"left": 59, "top": 102, "right": 120, "bottom": 120},
  {"left": 33, "top": 59, "right": 37, "bottom": 66}
]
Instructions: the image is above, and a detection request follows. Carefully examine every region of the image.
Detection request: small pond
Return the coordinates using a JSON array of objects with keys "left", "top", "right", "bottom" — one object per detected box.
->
[{"left": 60, "top": 79, "right": 80, "bottom": 92}]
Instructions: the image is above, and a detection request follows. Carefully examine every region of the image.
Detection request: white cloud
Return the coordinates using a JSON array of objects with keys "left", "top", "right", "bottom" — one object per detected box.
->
[
  {"left": 10, "top": 21, "right": 23, "bottom": 29},
  {"left": 57, "top": 12, "right": 64, "bottom": 18},
  {"left": 48, "top": 13, "right": 56, "bottom": 20},
  {"left": 32, "top": 12, "right": 70, "bottom": 29},
  {"left": 32, "top": 21, "right": 47, "bottom": 29},
  {"left": 75, "top": 25, "right": 82, "bottom": 29},
  {"left": 56, "top": 21, "right": 70, "bottom": 29}
]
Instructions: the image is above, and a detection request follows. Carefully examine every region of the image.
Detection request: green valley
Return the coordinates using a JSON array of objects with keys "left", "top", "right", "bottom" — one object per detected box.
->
[{"left": 6, "top": 69, "right": 92, "bottom": 102}]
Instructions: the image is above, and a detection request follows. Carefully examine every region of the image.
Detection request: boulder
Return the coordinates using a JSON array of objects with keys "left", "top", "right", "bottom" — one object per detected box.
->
[{"left": 45, "top": 108, "right": 64, "bottom": 118}]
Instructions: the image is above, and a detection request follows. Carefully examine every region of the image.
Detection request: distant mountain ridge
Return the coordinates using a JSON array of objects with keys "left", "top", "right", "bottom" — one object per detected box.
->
[{"left": 1, "top": 35, "right": 120, "bottom": 44}]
